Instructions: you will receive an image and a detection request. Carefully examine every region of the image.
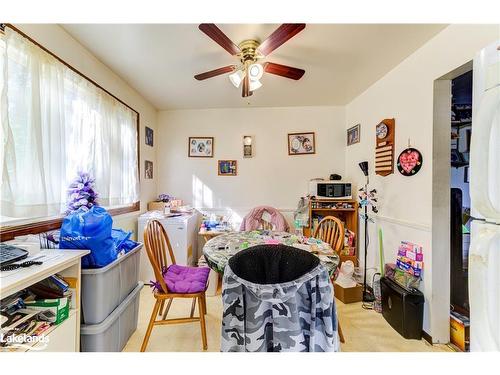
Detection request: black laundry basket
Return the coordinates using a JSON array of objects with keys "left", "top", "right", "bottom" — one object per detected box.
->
[
  {"left": 228, "top": 244, "right": 320, "bottom": 284},
  {"left": 380, "top": 276, "right": 424, "bottom": 340}
]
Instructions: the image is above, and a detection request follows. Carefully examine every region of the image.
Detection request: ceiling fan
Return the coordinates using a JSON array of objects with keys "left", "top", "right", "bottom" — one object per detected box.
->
[{"left": 194, "top": 24, "right": 306, "bottom": 97}]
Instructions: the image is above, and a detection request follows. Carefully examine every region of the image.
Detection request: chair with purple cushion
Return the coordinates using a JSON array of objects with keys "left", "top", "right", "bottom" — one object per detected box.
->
[{"left": 140, "top": 219, "right": 210, "bottom": 351}]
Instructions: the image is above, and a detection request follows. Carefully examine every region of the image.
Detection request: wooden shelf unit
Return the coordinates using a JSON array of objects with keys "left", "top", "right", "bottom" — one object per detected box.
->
[
  {"left": 0, "top": 249, "right": 89, "bottom": 352},
  {"left": 303, "top": 198, "right": 359, "bottom": 264}
]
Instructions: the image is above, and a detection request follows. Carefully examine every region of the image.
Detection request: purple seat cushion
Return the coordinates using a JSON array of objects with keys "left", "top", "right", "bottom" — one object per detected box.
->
[{"left": 163, "top": 264, "right": 210, "bottom": 293}]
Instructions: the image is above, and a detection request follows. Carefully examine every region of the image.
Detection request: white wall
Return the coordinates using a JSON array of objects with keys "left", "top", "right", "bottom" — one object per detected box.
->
[
  {"left": 344, "top": 24, "right": 500, "bottom": 342},
  {"left": 15, "top": 24, "right": 158, "bottom": 238},
  {"left": 157, "top": 106, "right": 345, "bottom": 225}
]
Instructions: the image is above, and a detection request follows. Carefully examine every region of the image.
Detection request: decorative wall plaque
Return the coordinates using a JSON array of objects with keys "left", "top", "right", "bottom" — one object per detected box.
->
[{"left": 375, "top": 118, "right": 395, "bottom": 176}]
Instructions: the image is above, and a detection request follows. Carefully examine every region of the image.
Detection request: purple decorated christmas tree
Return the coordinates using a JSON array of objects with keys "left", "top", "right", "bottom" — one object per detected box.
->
[{"left": 66, "top": 171, "right": 99, "bottom": 214}]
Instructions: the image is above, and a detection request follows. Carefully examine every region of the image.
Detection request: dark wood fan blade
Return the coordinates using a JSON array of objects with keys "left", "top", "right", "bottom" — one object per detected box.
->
[
  {"left": 257, "top": 24, "right": 306, "bottom": 56},
  {"left": 199, "top": 24, "right": 241, "bottom": 56},
  {"left": 264, "top": 62, "right": 305, "bottom": 80},
  {"left": 194, "top": 65, "right": 237, "bottom": 81}
]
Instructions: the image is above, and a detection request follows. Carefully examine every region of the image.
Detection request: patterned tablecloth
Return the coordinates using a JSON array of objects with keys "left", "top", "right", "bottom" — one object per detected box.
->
[{"left": 202, "top": 230, "right": 340, "bottom": 277}]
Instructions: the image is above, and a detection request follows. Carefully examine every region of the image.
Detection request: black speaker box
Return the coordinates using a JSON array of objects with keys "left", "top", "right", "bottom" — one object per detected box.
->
[{"left": 380, "top": 276, "right": 425, "bottom": 340}]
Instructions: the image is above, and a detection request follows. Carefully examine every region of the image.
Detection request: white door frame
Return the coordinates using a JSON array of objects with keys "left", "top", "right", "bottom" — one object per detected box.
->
[{"left": 431, "top": 61, "right": 472, "bottom": 343}]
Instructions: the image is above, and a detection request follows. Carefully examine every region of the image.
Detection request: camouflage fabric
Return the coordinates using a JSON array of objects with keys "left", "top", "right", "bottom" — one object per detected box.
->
[{"left": 221, "top": 263, "right": 340, "bottom": 352}]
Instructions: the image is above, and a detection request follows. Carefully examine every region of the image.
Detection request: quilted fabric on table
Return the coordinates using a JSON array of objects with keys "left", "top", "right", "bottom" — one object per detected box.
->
[{"left": 162, "top": 264, "right": 210, "bottom": 293}]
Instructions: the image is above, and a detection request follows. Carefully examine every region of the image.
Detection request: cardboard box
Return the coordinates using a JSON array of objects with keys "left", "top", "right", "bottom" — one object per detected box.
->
[
  {"left": 62, "top": 276, "right": 78, "bottom": 309},
  {"left": 148, "top": 201, "right": 167, "bottom": 211},
  {"left": 450, "top": 312, "right": 470, "bottom": 351},
  {"left": 334, "top": 282, "right": 363, "bottom": 304},
  {"left": 25, "top": 297, "right": 70, "bottom": 325}
]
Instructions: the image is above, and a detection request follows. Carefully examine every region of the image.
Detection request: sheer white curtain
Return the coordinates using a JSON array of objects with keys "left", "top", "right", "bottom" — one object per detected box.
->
[{"left": 0, "top": 28, "right": 139, "bottom": 222}]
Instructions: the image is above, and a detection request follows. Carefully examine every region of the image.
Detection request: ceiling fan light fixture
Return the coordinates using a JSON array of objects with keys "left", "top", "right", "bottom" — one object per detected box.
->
[
  {"left": 249, "top": 79, "right": 262, "bottom": 92},
  {"left": 229, "top": 70, "right": 244, "bottom": 88},
  {"left": 196, "top": 24, "right": 306, "bottom": 98},
  {"left": 248, "top": 63, "right": 264, "bottom": 81}
]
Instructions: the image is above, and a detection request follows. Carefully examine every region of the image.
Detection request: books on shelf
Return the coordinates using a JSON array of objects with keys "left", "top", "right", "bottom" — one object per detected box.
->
[{"left": 0, "top": 272, "right": 74, "bottom": 350}]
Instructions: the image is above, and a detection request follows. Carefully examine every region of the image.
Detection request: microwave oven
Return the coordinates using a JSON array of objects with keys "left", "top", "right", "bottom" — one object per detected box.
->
[{"left": 309, "top": 181, "right": 352, "bottom": 199}]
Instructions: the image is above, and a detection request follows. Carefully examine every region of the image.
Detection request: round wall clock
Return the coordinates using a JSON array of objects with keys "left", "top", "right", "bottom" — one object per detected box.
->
[
  {"left": 376, "top": 122, "right": 389, "bottom": 139},
  {"left": 397, "top": 148, "right": 423, "bottom": 176}
]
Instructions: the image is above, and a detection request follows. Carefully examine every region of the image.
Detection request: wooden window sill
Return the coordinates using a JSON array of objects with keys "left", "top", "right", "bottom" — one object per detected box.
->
[{"left": 0, "top": 202, "right": 140, "bottom": 241}]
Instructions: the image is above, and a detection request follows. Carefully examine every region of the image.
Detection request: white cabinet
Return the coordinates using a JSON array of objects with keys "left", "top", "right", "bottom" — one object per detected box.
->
[{"left": 137, "top": 212, "right": 199, "bottom": 283}]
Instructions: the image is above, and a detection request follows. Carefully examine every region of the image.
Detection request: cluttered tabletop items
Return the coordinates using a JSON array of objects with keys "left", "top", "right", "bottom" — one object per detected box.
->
[
  {"left": 202, "top": 230, "right": 340, "bottom": 277},
  {"left": 198, "top": 212, "right": 234, "bottom": 242}
]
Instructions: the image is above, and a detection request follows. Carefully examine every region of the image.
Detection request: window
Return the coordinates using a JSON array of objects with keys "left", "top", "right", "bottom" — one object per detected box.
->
[{"left": 0, "top": 26, "right": 140, "bottom": 233}]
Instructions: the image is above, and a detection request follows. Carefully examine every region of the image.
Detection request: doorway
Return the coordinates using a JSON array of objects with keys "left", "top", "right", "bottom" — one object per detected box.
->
[
  {"left": 450, "top": 70, "right": 472, "bottom": 316},
  {"left": 432, "top": 61, "right": 472, "bottom": 345}
]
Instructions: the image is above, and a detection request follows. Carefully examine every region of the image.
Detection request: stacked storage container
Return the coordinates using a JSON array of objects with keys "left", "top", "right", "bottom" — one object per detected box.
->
[{"left": 80, "top": 244, "right": 143, "bottom": 351}]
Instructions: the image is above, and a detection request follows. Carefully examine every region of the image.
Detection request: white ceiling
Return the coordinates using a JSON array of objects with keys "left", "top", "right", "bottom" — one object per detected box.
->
[{"left": 62, "top": 24, "right": 446, "bottom": 110}]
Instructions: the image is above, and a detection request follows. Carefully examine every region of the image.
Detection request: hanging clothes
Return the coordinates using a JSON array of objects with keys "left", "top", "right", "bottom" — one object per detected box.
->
[{"left": 239, "top": 206, "right": 290, "bottom": 232}]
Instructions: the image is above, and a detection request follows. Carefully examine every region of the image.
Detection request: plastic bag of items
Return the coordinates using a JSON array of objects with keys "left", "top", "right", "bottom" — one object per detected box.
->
[
  {"left": 293, "top": 197, "right": 310, "bottom": 228},
  {"left": 59, "top": 206, "right": 137, "bottom": 268},
  {"left": 384, "top": 263, "right": 421, "bottom": 291},
  {"left": 372, "top": 273, "right": 382, "bottom": 313},
  {"left": 335, "top": 260, "right": 357, "bottom": 288},
  {"left": 60, "top": 206, "right": 117, "bottom": 268}
]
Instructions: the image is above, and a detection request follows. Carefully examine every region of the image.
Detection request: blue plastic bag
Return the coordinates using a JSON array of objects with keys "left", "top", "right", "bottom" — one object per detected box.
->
[
  {"left": 59, "top": 206, "right": 117, "bottom": 268},
  {"left": 120, "top": 239, "right": 140, "bottom": 253},
  {"left": 112, "top": 228, "right": 132, "bottom": 251},
  {"left": 112, "top": 228, "right": 140, "bottom": 255}
]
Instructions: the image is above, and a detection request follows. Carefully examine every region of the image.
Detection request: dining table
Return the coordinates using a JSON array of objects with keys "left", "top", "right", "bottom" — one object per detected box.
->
[{"left": 202, "top": 230, "right": 340, "bottom": 278}]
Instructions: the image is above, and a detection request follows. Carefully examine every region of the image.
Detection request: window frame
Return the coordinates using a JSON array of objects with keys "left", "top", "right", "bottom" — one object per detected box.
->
[{"left": 0, "top": 24, "right": 141, "bottom": 241}]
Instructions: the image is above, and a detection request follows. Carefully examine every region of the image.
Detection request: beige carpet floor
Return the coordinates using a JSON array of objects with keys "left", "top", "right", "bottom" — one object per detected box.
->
[{"left": 123, "top": 288, "right": 451, "bottom": 352}]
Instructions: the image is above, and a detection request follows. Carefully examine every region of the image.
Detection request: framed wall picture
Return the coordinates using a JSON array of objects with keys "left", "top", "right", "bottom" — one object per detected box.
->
[
  {"left": 218, "top": 160, "right": 237, "bottom": 176},
  {"left": 145, "top": 126, "right": 154, "bottom": 147},
  {"left": 347, "top": 124, "right": 360, "bottom": 146},
  {"left": 287, "top": 132, "right": 316, "bottom": 155},
  {"left": 188, "top": 137, "right": 214, "bottom": 158},
  {"left": 145, "top": 160, "right": 153, "bottom": 179}
]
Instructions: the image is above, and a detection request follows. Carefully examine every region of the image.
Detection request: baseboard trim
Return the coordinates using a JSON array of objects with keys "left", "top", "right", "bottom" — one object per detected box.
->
[{"left": 422, "top": 330, "right": 433, "bottom": 344}]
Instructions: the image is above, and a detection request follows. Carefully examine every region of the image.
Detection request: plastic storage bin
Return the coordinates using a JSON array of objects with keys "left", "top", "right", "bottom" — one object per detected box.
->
[
  {"left": 80, "top": 282, "right": 143, "bottom": 352},
  {"left": 81, "top": 244, "right": 142, "bottom": 324}
]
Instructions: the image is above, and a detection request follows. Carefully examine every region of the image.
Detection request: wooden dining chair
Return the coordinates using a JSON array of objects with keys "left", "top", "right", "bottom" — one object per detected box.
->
[
  {"left": 141, "top": 220, "right": 208, "bottom": 352},
  {"left": 312, "top": 215, "right": 346, "bottom": 344},
  {"left": 313, "top": 216, "right": 345, "bottom": 253},
  {"left": 259, "top": 218, "right": 274, "bottom": 230}
]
